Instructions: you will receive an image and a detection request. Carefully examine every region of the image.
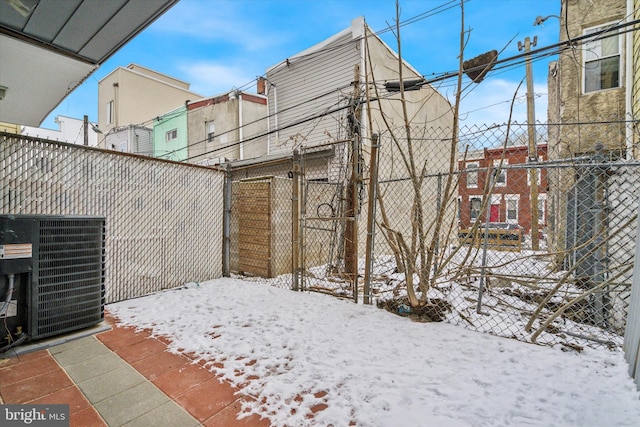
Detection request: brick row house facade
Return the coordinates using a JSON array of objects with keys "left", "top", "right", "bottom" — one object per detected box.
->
[{"left": 458, "top": 144, "right": 548, "bottom": 237}]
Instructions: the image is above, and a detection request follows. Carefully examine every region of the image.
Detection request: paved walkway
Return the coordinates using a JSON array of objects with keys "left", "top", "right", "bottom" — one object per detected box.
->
[{"left": 0, "top": 314, "right": 270, "bottom": 426}]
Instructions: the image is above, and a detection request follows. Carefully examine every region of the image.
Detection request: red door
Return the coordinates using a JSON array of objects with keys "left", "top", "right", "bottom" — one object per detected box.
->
[{"left": 490, "top": 204, "right": 500, "bottom": 222}]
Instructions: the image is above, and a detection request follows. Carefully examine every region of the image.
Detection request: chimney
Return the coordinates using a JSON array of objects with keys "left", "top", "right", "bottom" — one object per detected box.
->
[{"left": 257, "top": 77, "right": 266, "bottom": 95}]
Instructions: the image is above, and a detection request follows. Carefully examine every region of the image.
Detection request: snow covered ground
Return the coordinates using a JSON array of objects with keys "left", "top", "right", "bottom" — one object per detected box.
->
[{"left": 108, "top": 278, "right": 640, "bottom": 427}]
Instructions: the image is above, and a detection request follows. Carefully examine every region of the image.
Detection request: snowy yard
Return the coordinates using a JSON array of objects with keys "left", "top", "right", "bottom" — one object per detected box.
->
[{"left": 108, "top": 278, "right": 640, "bottom": 427}]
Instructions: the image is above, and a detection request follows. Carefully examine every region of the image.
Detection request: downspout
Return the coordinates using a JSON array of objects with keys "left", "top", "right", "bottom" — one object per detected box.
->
[
  {"left": 238, "top": 91, "right": 244, "bottom": 159},
  {"left": 266, "top": 81, "right": 272, "bottom": 154},
  {"left": 626, "top": 0, "right": 634, "bottom": 159},
  {"left": 113, "top": 82, "right": 119, "bottom": 129},
  {"left": 273, "top": 84, "right": 279, "bottom": 153},
  {"left": 360, "top": 20, "right": 368, "bottom": 141}
]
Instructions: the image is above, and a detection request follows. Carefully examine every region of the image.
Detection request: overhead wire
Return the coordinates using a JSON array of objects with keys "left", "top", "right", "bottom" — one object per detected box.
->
[
  {"left": 113, "top": 6, "right": 640, "bottom": 163},
  {"left": 107, "top": 1, "right": 485, "bottom": 154},
  {"left": 183, "top": 18, "right": 637, "bottom": 162}
]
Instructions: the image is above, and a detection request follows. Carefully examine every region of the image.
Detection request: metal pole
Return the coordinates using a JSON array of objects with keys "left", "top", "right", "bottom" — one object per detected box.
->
[
  {"left": 83, "top": 115, "right": 89, "bottom": 146},
  {"left": 592, "top": 142, "right": 608, "bottom": 326},
  {"left": 344, "top": 64, "right": 361, "bottom": 302},
  {"left": 222, "top": 163, "right": 232, "bottom": 277},
  {"left": 433, "top": 173, "right": 442, "bottom": 276},
  {"left": 519, "top": 36, "right": 540, "bottom": 250},
  {"left": 292, "top": 149, "right": 300, "bottom": 291},
  {"left": 477, "top": 169, "right": 497, "bottom": 314},
  {"left": 363, "top": 134, "right": 379, "bottom": 305}
]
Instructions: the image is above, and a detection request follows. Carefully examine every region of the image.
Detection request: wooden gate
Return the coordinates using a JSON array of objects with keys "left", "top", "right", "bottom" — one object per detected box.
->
[{"left": 238, "top": 179, "right": 272, "bottom": 277}]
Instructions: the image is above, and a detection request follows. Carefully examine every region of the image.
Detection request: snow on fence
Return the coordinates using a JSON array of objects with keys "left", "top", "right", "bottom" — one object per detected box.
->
[{"left": 0, "top": 132, "right": 225, "bottom": 303}]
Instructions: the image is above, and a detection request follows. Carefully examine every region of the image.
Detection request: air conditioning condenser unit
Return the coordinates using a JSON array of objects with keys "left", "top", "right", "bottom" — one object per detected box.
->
[{"left": 0, "top": 215, "right": 105, "bottom": 352}]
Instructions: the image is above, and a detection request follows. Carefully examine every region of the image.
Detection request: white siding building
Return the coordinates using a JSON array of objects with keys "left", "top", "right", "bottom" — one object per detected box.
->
[{"left": 264, "top": 16, "right": 453, "bottom": 176}]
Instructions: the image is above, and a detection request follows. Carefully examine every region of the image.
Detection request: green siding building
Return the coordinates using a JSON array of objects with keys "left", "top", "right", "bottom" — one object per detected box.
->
[{"left": 153, "top": 105, "right": 188, "bottom": 161}]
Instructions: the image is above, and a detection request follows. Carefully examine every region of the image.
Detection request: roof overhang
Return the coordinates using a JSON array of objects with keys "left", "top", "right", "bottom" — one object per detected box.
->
[{"left": 0, "top": 0, "right": 179, "bottom": 127}]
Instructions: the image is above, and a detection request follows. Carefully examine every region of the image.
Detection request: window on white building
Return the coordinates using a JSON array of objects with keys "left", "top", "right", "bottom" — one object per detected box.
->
[
  {"left": 583, "top": 24, "right": 621, "bottom": 93},
  {"left": 206, "top": 121, "right": 215, "bottom": 143}
]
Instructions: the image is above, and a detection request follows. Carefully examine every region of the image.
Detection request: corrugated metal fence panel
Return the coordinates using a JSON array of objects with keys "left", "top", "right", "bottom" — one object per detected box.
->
[
  {"left": 0, "top": 133, "right": 225, "bottom": 303},
  {"left": 624, "top": 195, "right": 640, "bottom": 390}
]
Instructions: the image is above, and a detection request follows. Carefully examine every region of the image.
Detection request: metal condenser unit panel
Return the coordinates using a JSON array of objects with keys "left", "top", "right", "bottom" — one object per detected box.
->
[{"left": 0, "top": 215, "right": 105, "bottom": 342}]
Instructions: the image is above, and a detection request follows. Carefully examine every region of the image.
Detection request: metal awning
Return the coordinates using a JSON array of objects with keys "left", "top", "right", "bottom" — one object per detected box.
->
[{"left": 0, "top": 0, "right": 178, "bottom": 126}]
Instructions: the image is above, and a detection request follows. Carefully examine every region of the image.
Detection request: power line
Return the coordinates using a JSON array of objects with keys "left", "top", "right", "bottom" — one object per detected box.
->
[
  {"left": 180, "top": 18, "right": 639, "bottom": 162},
  {"left": 118, "top": 10, "right": 640, "bottom": 163}
]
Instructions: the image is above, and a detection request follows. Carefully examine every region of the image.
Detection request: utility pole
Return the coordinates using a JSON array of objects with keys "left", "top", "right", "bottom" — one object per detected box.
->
[
  {"left": 344, "top": 64, "right": 361, "bottom": 302},
  {"left": 518, "top": 36, "right": 540, "bottom": 251},
  {"left": 83, "top": 115, "right": 89, "bottom": 146}
]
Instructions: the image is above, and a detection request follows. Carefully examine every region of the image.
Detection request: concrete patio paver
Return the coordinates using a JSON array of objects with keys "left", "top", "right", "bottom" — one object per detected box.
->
[{"left": 0, "top": 312, "right": 278, "bottom": 426}]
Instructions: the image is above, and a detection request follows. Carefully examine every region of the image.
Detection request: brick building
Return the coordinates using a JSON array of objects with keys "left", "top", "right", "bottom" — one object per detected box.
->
[{"left": 458, "top": 144, "right": 548, "bottom": 236}]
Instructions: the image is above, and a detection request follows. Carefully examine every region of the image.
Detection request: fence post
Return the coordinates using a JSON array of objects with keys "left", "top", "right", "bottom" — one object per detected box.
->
[
  {"left": 222, "top": 163, "right": 232, "bottom": 277},
  {"left": 345, "top": 64, "right": 362, "bottom": 302},
  {"left": 477, "top": 168, "right": 497, "bottom": 313},
  {"left": 592, "top": 142, "right": 609, "bottom": 326},
  {"left": 291, "top": 149, "right": 300, "bottom": 291},
  {"left": 363, "top": 134, "right": 379, "bottom": 305},
  {"left": 433, "top": 173, "right": 442, "bottom": 276}
]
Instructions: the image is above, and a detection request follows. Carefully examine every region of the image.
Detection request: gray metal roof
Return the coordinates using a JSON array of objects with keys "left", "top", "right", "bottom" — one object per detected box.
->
[{"left": 0, "top": 0, "right": 178, "bottom": 126}]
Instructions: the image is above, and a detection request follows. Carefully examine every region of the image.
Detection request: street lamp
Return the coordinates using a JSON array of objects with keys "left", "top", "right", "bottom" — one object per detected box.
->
[{"left": 533, "top": 15, "right": 560, "bottom": 26}]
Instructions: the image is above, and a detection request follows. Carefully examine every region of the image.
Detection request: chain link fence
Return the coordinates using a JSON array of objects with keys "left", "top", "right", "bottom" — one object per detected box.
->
[
  {"left": 5, "top": 117, "right": 637, "bottom": 352},
  {"left": 369, "top": 121, "right": 638, "bottom": 350},
  {"left": 236, "top": 119, "right": 638, "bottom": 351},
  {"left": 0, "top": 133, "right": 225, "bottom": 303}
]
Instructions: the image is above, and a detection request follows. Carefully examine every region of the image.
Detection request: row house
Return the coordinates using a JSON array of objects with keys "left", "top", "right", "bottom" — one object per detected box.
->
[
  {"left": 98, "top": 64, "right": 201, "bottom": 152},
  {"left": 546, "top": 0, "right": 631, "bottom": 264},
  {"left": 262, "top": 16, "right": 453, "bottom": 181},
  {"left": 458, "top": 144, "right": 548, "bottom": 236},
  {"left": 186, "top": 91, "right": 268, "bottom": 165},
  {"left": 228, "top": 17, "right": 455, "bottom": 276},
  {"left": 152, "top": 91, "right": 268, "bottom": 164}
]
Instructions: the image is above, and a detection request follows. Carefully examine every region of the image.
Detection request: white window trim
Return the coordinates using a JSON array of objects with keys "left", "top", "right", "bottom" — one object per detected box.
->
[
  {"left": 166, "top": 128, "right": 178, "bottom": 143},
  {"left": 106, "top": 101, "right": 113, "bottom": 125},
  {"left": 469, "top": 195, "right": 483, "bottom": 221},
  {"left": 466, "top": 162, "right": 479, "bottom": 188},
  {"left": 537, "top": 193, "right": 547, "bottom": 224},
  {"left": 526, "top": 159, "right": 542, "bottom": 187},
  {"left": 505, "top": 194, "right": 520, "bottom": 224},
  {"left": 206, "top": 121, "right": 215, "bottom": 144},
  {"left": 582, "top": 22, "right": 623, "bottom": 94},
  {"left": 493, "top": 159, "right": 507, "bottom": 187}
]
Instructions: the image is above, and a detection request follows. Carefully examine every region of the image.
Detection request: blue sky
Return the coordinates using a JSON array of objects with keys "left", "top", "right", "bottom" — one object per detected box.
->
[{"left": 42, "top": 0, "right": 560, "bottom": 131}]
